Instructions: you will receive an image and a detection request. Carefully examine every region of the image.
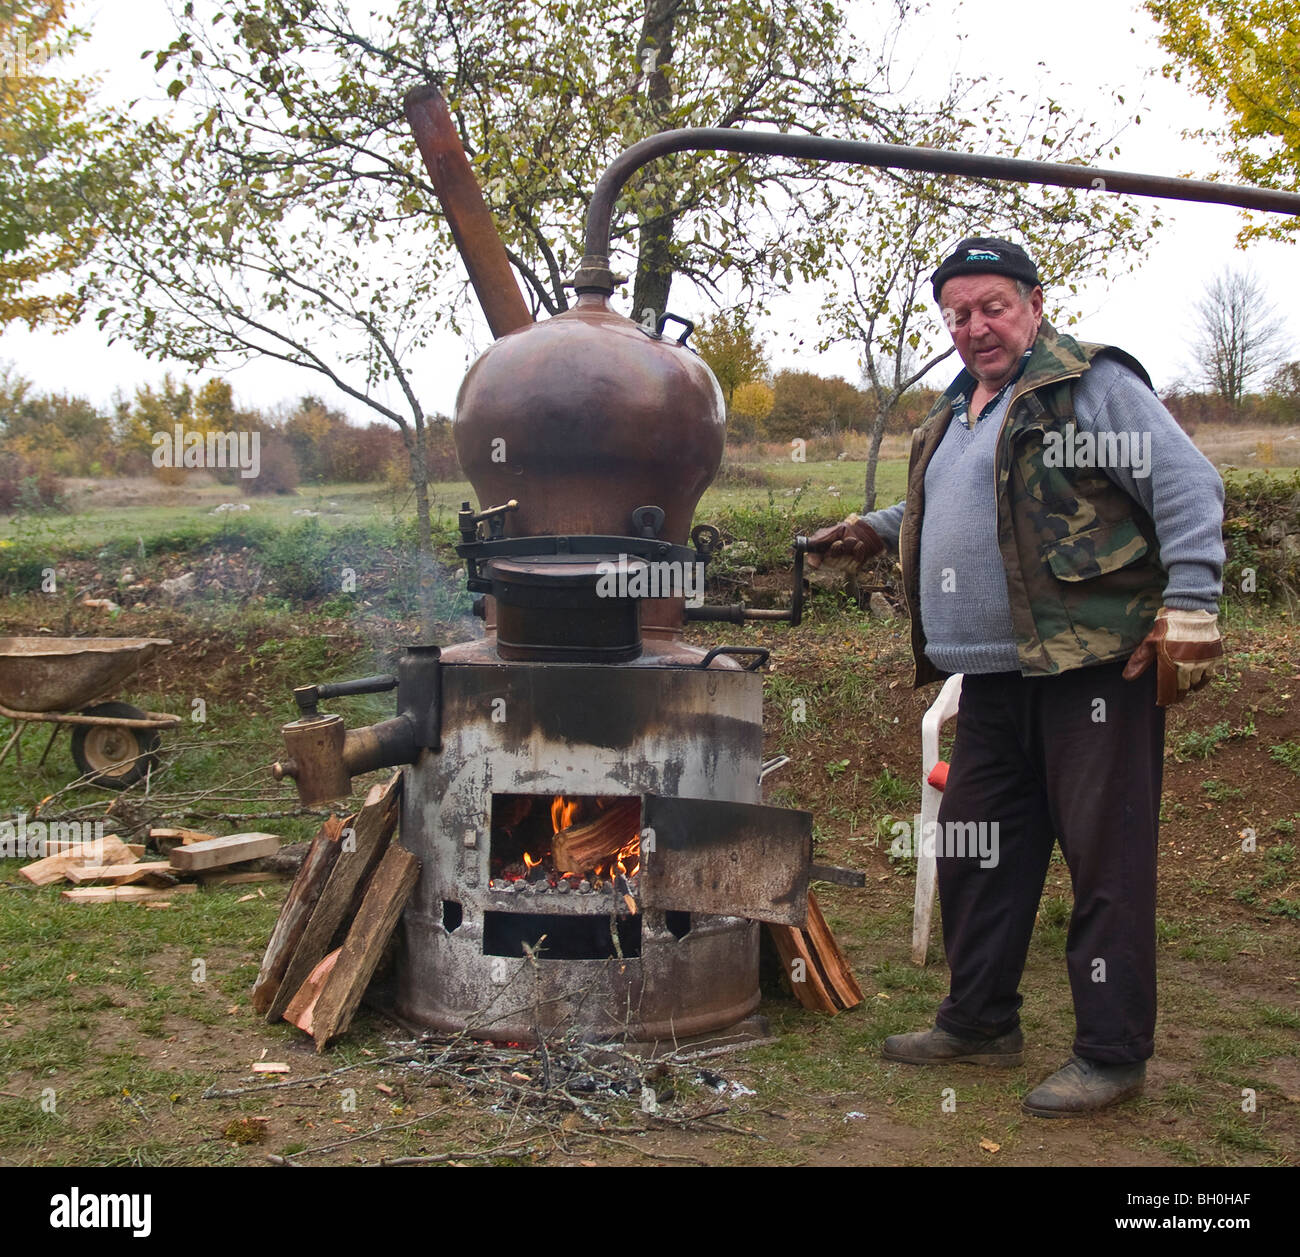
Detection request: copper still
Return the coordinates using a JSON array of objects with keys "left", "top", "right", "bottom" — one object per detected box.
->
[{"left": 270, "top": 89, "right": 814, "bottom": 1044}]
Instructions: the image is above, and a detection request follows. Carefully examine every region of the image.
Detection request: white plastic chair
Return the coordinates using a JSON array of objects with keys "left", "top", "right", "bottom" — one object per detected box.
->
[{"left": 911, "top": 672, "right": 963, "bottom": 965}]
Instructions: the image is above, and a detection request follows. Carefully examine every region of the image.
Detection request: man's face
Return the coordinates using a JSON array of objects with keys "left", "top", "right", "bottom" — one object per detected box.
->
[{"left": 939, "top": 274, "right": 1043, "bottom": 393}]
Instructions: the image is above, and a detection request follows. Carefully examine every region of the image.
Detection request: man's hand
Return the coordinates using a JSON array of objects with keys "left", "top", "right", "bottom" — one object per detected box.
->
[
  {"left": 805, "top": 514, "right": 884, "bottom": 572},
  {"left": 1122, "top": 607, "right": 1223, "bottom": 707}
]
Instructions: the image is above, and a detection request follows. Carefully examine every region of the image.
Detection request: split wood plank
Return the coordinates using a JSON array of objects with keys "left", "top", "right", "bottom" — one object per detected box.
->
[
  {"left": 168, "top": 832, "right": 279, "bottom": 873},
  {"left": 803, "top": 891, "right": 864, "bottom": 1010},
  {"left": 283, "top": 948, "right": 341, "bottom": 1034},
  {"left": 201, "top": 870, "right": 288, "bottom": 887},
  {"left": 251, "top": 814, "right": 349, "bottom": 1014},
  {"left": 149, "top": 826, "right": 218, "bottom": 858},
  {"left": 767, "top": 916, "right": 839, "bottom": 1012},
  {"left": 265, "top": 774, "right": 401, "bottom": 1023},
  {"left": 61, "top": 884, "right": 197, "bottom": 904},
  {"left": 148, "top": 827, "right": 217, "bottom": 844},
  {"left": 765, "top": 891, "right": 863, "bottom": 1013},
  {"left": 310, "top": 843, "right": 419, "bottom": 1051},
  {"left": 66, "top": 862, "right": 178, "bottom": 887},
  {"left": 20, "top": 838, "right": 143, "bottom": 886}
]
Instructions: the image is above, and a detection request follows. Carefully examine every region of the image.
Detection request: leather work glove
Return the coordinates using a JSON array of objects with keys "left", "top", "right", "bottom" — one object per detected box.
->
[
  {"left": 1122, "top": 607, "right": 1223, "bottom": 707},
  {"left": 805, "top": 514, "right": 885, "bottom": 573}
]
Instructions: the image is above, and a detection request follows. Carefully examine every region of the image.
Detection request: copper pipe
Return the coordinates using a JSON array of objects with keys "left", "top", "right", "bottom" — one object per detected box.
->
[
  {"left": 574, "top": 128, "right": 1300, "bottom": 294},
  {"left": 404, "top": 85, "right": 534, "bottom": 337}
]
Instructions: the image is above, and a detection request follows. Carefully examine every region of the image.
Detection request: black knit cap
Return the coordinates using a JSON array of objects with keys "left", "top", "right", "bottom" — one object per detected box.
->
[{"left": 931, "top": 237, "right": 1040, "bottom": 304}]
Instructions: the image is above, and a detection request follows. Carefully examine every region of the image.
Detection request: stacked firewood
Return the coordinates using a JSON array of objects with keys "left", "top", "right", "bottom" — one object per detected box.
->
[
  {"left": 767, "top": 893, "right": 864, "bottom": 1013},
  {"left": 20, "top": 827, "right": 284, "bottom": 903},
  {"left": 253, "top": 773, "right": 417, "bottom": 1051}
]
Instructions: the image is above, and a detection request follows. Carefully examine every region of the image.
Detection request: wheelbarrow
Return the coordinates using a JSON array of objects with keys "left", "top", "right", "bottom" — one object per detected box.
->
[{"left": 0, "top": 638, "right": 181, "bottom": 789}]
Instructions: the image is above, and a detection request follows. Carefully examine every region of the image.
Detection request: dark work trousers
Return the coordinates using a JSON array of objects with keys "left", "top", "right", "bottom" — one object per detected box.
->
[{"left": 933, "top": 659, "right": 1164, "bottom": 1064}]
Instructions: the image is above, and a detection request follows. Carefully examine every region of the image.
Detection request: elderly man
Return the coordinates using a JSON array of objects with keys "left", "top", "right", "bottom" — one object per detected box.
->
[{"left": 808, "top": 237, "right": 1224, "bottom": 1116}]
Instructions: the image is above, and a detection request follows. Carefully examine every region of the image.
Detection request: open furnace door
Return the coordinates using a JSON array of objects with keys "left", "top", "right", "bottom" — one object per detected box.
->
[{"left": 640, "top": 795, "right": 812, "bottom": 928}]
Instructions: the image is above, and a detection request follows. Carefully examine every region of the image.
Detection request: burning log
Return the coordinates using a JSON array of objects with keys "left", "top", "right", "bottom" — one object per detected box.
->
[{"left": 551, "top": 797, "right": 641, "bottom": 875}]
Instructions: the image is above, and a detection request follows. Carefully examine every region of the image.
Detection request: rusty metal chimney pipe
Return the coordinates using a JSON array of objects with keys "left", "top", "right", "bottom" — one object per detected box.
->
[
  {"left": 573, "top": 127, "right": 1300, "bottom": 294},
  {"left": 404, "top": 85, "right": 534, "bottom": 338}
]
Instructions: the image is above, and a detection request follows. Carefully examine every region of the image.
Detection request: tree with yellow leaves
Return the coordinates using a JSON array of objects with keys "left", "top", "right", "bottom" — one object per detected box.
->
[
  {"left": 729, "top": 380, "right": 775, "bottom": 442},
  {"left": 0, "top": 0, "right": 106, "bottom": 326},
  {"left": 1145, "top": 0, "right": 1299, "bottom": 242}
]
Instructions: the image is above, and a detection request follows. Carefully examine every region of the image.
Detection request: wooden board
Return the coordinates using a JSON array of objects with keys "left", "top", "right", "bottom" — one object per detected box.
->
[
  {"left": 283, "top": 948, "right": 341, "bottom": 1034},
  {"left": 265, "top": 774, "right": 401, "bottom": 1024},
  {"left": 310, "top": 843, "right": 419, "bottom": 1051},
  {"left": 766, "top": 891, "right": 863, "bottom": 1013},
  {"left": 66, "top": 862, "right": 178, "bottom": 887},
  {"left": 768, "top": 916, "right": 839, "bottom": 1012},
  {"left": 251, "top": 814, "right": 348, "bottom": 1014},
  {"left": 61, "top": 884, "right": 197, "bottom": 904},
  {"left": 20, "top": 838, "right": 143, "bottom": 886},
  {"left": 804, "top": 891, "right": 865, "bottom": 1009},
  {"left": 200, "top": 870, "right": 288, "bottom": 887},
  {"left": 148, "top": 826, "right": 216, "bottom": 844},
  {"left": 168, "top": 832, "right": 279, "bottom": 872}
]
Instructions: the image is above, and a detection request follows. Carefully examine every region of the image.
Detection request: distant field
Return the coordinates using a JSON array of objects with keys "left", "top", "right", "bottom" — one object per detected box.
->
[
  {"left": 2, "top": 419, "right": 1295, "bottom": 551},
  {"left": 0, "top": 477, "right": 471, "bottom": 550},
  {"left": 0, "top": 460, "right": 909, "bottom": 549},
  {"left": 1194, "top": 424, "right": 1300, "bottom": 469}
]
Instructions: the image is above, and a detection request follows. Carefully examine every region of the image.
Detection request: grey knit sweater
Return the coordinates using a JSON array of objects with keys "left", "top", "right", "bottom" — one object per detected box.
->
[{"left": 866, "top": 356, "right": 1225, "bottom": 675}]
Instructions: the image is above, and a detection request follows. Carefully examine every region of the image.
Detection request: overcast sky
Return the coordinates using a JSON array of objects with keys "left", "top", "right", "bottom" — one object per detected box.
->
[{"left": 3, "top": 0, "right": 1296, "bottom": 419}]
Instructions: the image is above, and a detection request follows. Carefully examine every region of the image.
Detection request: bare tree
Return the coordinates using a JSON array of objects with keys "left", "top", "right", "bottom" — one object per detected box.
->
[
  {"left": 1190, "top": 268, "right": 1290, "bottom": 407},
  {"left": 818, "top": 86, "right": 1154, "bottom": 513}
]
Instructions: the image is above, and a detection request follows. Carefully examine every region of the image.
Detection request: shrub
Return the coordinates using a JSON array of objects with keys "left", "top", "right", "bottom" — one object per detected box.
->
[
  {"left": 709, "top": 492, "right": 829, "bottom": 572},
  {"left": 424, "top": 420, "right": 460, "bottom": 481},
  {"left": 713, "top": 459, "right": 772, "bottom": 488},
  {"left": 1221, "top": 471, "right": 1300, "bottom": 603},
  {"left": 262, "top": 517, "right": 339, "bottom": 600},
  {"left": 240, "top": 435, "right": 300, "bottom": 495},
  {"left": 0, "top": 454, "right": 60, "bottom": 513},
  {"left": 379, "top": 421, "right": 462, "bottom": 487}
]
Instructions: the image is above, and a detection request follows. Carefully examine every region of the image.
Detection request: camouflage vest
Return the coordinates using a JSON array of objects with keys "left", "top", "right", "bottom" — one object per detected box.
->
[{"left": 900, "top": 321, "right": 1164, "bottom": 687}]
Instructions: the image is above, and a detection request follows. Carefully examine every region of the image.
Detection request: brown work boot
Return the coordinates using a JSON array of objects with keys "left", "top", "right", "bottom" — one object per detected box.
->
[
  {"left": 1021, "top": 1055, "right": 1146, "bottom": 1117},
  {"left": 882, "top": 1026, "right": 1024, "bottom": 1067}
]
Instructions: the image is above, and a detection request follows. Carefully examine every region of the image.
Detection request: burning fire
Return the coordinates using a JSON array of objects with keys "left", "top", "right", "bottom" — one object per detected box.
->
[
  {"left": 551, "top": 794, "right": 641, "bottom": 882},
  {"left": 496, "top": 794, "right": 641, "bottom": 905},
  {"left": 550, "top": 796, "right": 579, "bottom": 832}
]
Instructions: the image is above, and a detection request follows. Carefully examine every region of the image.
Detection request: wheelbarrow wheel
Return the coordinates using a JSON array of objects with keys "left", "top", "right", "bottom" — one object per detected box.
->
[{"left": 70, "top": 703, "right": 162, "bottom": 790}]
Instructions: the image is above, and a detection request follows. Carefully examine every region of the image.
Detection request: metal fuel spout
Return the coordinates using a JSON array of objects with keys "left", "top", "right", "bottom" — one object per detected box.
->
[{"left": 270, "top": 648, "right": 442, "bottom": 806}]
